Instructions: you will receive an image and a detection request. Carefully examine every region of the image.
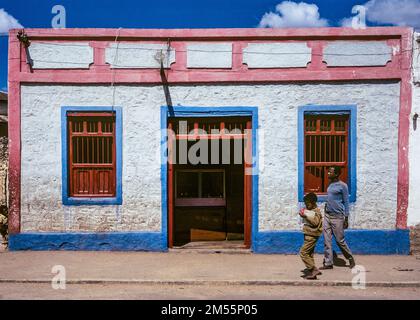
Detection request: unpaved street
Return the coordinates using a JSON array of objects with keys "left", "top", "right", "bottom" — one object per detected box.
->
[{"left": 0, "top": 283, "right": 419, "bottom": 300}]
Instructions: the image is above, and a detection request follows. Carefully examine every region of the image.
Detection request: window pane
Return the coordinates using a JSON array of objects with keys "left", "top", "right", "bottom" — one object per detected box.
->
[
  {"left": 335, "top": 119, "right": 346, "bottom": 131},
  {"left": 201, "top": 172, "right": 224, "bottom": 198},
  {"left": 176, "top": 172, "right": 199, "bottom": 198},
  {"left": 320, "top": 119, "right": 331, "bottom": 131},
  {"left": 72, "top": 136, "right": 113, "bottom": 164},
  {"left": 305, "top": 119, "right": 317, "bottom": 131},
  {"left": 305, "top": 166, "right": 325, "bottom": 193},
  {"left": 87, "top": 120, "right": 98, "bottom": 133},
  {"left": 102, "top": 120, "right": 114, "bottom": 133}
]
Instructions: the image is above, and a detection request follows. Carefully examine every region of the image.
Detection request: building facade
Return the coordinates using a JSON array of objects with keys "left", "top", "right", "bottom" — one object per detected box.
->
[{"left": 7, "top": 27, "right": 414, "bottom": 253}]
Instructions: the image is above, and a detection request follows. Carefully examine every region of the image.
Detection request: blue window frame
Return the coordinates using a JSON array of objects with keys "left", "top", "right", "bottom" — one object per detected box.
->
[
  {"left": 61, "top": 106, "right": 123, "bottom": 205},
  {"left": 298, "top": 105, "right": 357, "bottom": 202}
]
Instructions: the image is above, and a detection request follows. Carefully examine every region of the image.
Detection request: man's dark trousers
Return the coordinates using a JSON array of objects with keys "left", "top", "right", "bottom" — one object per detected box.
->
[{"left": 323, "top": 213, "right": 353, "bottom": 266}]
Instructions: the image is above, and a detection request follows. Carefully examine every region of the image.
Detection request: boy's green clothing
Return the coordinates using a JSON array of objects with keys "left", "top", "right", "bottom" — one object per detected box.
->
[
  {"left": 300, "top": 235, "right": 319, "bottom": 270},
  {"left": 302, "top": 207, "right": 323, "bottom": 237},
  {"left": 300, "top": 207, "right": 323, "bottom": 270}
]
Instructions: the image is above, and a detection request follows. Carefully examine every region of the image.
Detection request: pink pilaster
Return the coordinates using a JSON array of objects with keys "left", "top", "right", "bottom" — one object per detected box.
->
[
  {"left": 8, "top": 32, "right": 21, "bottom": 234},
  {"left": 396, "top": 30, "right": 413, "bottom": 229}
]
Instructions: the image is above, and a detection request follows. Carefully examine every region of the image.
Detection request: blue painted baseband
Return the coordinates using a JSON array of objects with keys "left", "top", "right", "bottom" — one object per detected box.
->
[
  {"left": 8, "top": 232, "right": 167, "bottom": 251},
  {"left": 253, "top": 230, "right": 410, "bottom": 255},
  {"left": 9, "top": 230, "right": 409, "bottom": 254}
]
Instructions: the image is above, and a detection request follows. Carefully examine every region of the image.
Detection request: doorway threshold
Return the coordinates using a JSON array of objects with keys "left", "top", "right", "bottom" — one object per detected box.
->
[{"left": 170, "top": 241, "right": 251, "bottom": 254}]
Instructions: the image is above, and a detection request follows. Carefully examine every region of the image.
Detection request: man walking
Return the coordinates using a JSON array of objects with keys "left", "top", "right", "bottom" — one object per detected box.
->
[{"left": 320, "top": 166, "right": 356, "bottom": 270}]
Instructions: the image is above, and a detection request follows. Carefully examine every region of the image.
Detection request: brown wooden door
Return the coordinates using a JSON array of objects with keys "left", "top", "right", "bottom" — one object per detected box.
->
[{"left": 167, "top": 117, "right": 252, "bottom": 248}]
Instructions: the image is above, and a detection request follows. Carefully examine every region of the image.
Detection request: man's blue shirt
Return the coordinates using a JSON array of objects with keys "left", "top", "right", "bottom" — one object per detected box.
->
[{"left": 325, "top": 180, "right": 349, "bottom": 217}]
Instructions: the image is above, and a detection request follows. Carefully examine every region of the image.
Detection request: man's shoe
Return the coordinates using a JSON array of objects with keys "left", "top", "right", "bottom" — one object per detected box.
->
[
  {"left": 348, "top": 257, "right": 356, "bottom": 269},
  {"left": 319, "top": 264, "right": 333, "bottom": 270}
]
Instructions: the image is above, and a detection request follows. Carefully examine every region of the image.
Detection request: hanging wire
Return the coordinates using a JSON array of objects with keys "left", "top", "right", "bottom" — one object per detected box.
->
[
  {"left": 110, "top": 27, "right": 122, "bottom": 110},
  {"left": 20, "top": 40, "right": 419, "bottom": 55},
  {"left": 19, "top": 44, "right": 420, "bottom": 71},
  {"left": 2, "top": 32, "right": 419, "bottom": 75}
]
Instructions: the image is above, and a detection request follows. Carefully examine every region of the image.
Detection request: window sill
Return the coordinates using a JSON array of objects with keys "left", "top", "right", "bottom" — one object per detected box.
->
[
  {"left": 63, "top": 197, "right": 122, "bottom": 206},
  {"left": 299, "top": 194, "right": 356, "bottom": 203}
]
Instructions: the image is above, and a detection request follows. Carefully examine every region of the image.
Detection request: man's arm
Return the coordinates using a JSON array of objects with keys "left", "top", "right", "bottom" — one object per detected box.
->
[{"left": 342, "top": 182, "right": 350, "bottom": 217}]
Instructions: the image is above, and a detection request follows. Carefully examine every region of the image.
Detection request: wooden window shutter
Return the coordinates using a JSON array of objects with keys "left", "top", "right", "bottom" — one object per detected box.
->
[
  {"left": 67, "top": 112, "right": 116, "bottom": 197},
  {"left": 304, "top": 114, "right": 349, "bottom": 194}
]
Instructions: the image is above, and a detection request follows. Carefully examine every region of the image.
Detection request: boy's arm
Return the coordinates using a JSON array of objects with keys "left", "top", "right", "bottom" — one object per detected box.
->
[
  {"left": 299, "top": 208, "right": 305, "bottom": 217},
  {"left": 304, "top": 211, "right": 321, "bottom": 226}
]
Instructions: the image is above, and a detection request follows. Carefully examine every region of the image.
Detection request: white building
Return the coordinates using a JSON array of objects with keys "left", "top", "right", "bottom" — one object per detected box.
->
[{"left": 7, "top": 27, "right": 414, "bottom": 254}]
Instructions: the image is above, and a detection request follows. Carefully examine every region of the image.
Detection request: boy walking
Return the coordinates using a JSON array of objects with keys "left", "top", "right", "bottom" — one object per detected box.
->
[{"left": 299, "top": 192, "right": 323, "bottom": 280}]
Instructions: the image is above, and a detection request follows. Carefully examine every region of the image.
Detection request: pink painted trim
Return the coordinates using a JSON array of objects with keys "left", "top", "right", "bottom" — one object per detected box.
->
[
  {"left": 9, "top": 27, "right": 410, "bottom": 40},
  {"left": 232, "top": 42, "right": 248, "bottom": 71},
  {"left": 11, "top": 68, "right": 403, "bottom": 84},
  {"left": 307, "top": 41, "right": 326, "bottom": 70},
  {"left": 8, "top": 36, "right": 21, "bottom": 234},
  {"left": 90, "top": 41, "right": 108, "bottom": 66},
  {"left": 396, "top": 30, "right": 413, "bottom": 229},
  {"left": 7, "top": 28, "right": 411, "bottom": 86},
  {"left": 168, "top": 42, "right": 186, "bottom": 73}
]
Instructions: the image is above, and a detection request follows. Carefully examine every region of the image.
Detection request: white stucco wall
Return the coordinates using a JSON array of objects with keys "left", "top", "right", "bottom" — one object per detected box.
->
[
  {"left": 21, "top": 86, "right": 163, "bottom": 232},
  {"left": 413, "top": 34, "right": 420, "bottom": 83},
  {"left": 323, "top": 41, "right": 392, "bottom": 67},
  {"left": 28, "top": 42, "right": 94, "bottom": 69},
  {"left": 409, "top": 84, "right": 420, "bottom": 226},
  {"left": 187, "top": 43, "right": 232, "bottom": 68},
  {"left": 21, "top": 82, "right": 400, "bottom": 232},
  {"left": 105, "top": 43, "right": 176, "bottom": 68},
  {"left": 408, "top": 33, "right": 420, "bottom": 227},
  {"left": 243, "top": 43, "right": 311, "bottom": 68}
]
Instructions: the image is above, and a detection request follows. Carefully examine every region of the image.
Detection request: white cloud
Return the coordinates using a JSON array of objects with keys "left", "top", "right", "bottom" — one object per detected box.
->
[
  {"left": 340, "top": 0, "right": 420, "bottom": 29},
  {"left": 258, "top": 1, "right": 329, "bottom": 28},
  {"left": 0, "top": 8, "right": 23, "bottom": 34},
  {"left": 339, "top": 17, "right": 354, "bottom": 28}
]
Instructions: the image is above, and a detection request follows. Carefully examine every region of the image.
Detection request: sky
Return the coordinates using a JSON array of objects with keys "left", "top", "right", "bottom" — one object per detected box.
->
[{"left": 0, "top": 0, "right": 419, "bottom": 91}]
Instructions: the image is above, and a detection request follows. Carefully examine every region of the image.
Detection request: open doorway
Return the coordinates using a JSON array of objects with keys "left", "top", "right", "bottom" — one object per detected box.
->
[{"left": 167, "top": 116, "right": 252, "bottom": 249}]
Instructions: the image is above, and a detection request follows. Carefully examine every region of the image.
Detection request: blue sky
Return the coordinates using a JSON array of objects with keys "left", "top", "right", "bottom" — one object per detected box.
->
[{"left": 1, "top": 0, "right": 419, "bottom": 91}]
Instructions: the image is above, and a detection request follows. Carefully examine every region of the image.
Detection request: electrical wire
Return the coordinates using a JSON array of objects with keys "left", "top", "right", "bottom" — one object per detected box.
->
[
  {"left": 4, "top": 32, "right": 420, "bottom": 75},
  {"left": 15, "top": 56, "right": 420, "bottom": 72},
  {"left": 21, "top": 43, "right": 420, "bottom": 72},
  {"left": 24, "top": 40, "right": 419, "bottom": 56},
  {"left": 110, "top": 27, "right": 122, "bottom": 110}
]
